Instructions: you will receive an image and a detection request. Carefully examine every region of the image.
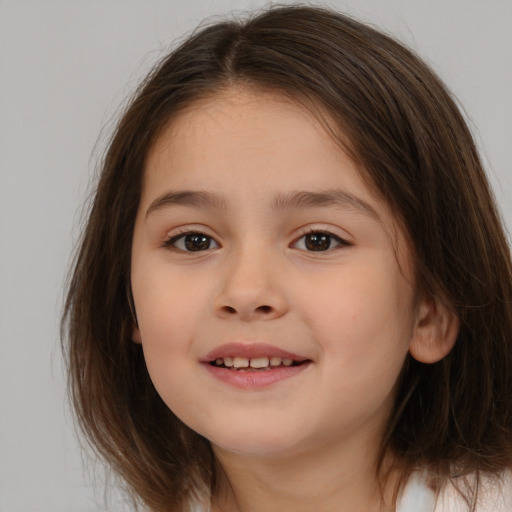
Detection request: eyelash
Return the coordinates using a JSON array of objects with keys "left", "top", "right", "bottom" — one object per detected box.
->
[
  {"left": 292, "top": 229, "right": 350, "bottom": 252},
  {"left": 162, "top": 230, "right": 220, "bottom": 252},
  {"left": 162, "top": 229, "right": 351, "bottom": 253}
]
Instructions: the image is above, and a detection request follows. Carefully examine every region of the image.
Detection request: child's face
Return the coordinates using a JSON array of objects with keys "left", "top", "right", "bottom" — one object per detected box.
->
[{"left": 131, "top": 89, "right": 421, "bottom": 460}]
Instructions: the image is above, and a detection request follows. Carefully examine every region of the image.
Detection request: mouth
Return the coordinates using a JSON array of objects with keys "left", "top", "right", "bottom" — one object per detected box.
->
[
  {"left": 209, "top": 356, "right": 306, "bottom": 371},
  {"left": 202, "top": 343, "right": 312, "bottom": 388}
]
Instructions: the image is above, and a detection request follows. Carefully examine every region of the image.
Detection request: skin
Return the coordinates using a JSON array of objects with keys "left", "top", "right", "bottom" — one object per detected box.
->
[{"left": 131, "top": 88, "right": 458, "bottom": 512}]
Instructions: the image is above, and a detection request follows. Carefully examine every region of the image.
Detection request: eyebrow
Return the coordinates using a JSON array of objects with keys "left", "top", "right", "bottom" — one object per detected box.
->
[
  {"left": 145, "top": 188, "right": 380, "bottom": 221},
  {"left": 146, "top": 190, "right": 228, "bottom": 218},
  {"left": 271, "top": 190, "right": 380, "bottom": 220}
]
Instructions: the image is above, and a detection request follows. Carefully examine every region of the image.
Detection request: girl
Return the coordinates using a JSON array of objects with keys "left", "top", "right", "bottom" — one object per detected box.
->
[{"left": 62, "top": 5, "right": 512, "bottom": 512}]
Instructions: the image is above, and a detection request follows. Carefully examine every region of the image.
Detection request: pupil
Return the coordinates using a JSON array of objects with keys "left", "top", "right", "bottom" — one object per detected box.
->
[
  {"left": 305, "top": 233, "right": 331, "bottom": 251},
  {"left": 185, "top": 234, "right": 210, "bottom": 251}
]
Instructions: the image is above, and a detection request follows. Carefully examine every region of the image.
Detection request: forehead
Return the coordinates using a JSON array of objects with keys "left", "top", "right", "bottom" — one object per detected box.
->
[
  {"left": 142, "top": 88, "right": 390, "bottom": 222},
  {"left": 151, "top": 90, "right": 332, "bottom": 157},
  {"left": 146, "top": 89, "right": 357, "bottom": 192}
]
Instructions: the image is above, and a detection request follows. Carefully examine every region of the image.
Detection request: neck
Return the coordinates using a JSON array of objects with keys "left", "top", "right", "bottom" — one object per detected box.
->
[{"left": 210, "top": 433, "right": 398, "bottom": 512}]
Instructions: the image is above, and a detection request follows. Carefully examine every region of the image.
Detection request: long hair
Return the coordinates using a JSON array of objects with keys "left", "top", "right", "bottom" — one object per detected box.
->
[{"left": 62, "top": 5, "right": 512, "bottom": 510}]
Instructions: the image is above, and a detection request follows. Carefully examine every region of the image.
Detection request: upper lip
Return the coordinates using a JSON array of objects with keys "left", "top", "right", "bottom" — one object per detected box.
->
[{"left": 202, "top": 343, "right": 310, "bottom": 363}]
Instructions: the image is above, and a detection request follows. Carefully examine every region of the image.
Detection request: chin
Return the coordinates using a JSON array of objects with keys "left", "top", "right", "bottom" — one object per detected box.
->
[{"left": 198, "top": 420, "right": 308, "bottom": 459}]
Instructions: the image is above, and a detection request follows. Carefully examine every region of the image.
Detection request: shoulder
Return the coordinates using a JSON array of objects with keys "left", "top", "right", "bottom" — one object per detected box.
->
[
  {"left": 398, "top": 470, "right": 512, "bottom": 512},
  {"left": 434, "top": 470, "right": 512, "bottom": 512}
]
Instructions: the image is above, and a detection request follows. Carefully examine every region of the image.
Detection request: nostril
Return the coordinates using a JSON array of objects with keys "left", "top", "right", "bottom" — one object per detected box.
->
[{"left": 217, "top": 304, "right": 276, "bottom": 318}]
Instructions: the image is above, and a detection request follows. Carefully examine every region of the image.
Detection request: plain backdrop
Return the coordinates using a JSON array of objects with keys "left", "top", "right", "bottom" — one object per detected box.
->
[{"left": 1, "top": 1, "right": 511, "bottom": 510}]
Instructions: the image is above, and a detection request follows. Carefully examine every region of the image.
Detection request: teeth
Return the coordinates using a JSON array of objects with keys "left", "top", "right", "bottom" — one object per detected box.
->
[
  {"left": 250, "top": 357, "right": 269, "bottom": 369},
  {"left": 212, "top": 356, "right": 300, "bottom": 369},
  {"left": 233, "top": 357, "right": 249, "bottom": 368}
]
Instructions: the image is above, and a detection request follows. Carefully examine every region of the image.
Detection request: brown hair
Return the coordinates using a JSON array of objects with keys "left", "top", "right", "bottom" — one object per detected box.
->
[{"left": 62, "top": 5, "right": 512, "bottom": 510}]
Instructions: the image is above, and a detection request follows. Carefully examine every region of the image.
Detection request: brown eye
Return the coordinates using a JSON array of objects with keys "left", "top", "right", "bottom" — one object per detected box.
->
[
  {"left": 184, "top": 234, "right": 211, "bottom": 251},
  {"left": 304, "top": 233, "right": 331, "bottom": 251},
  {"left": 165, "top": 232, "right": 219, "bottom": 252},
  {"left": 293, "top": 231, "right": 347, "bottom": 252}
]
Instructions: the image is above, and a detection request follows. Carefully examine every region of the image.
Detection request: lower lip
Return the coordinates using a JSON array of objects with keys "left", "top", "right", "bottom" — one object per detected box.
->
[{"left": 203, "top": 362, "right": 312, "bottom": 389}]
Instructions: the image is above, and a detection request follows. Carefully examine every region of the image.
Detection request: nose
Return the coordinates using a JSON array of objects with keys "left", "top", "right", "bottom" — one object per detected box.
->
[{"left": 213, "top": 246, "right": 288, "bottom": 321}]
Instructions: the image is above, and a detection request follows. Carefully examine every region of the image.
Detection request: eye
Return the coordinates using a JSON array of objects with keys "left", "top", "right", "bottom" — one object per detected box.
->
[
  {"left": 292, "top": 231, "right": 348, "bottom": 252},
  {"left": 164, "top": 232, "right": 219, "bottom": 252}
]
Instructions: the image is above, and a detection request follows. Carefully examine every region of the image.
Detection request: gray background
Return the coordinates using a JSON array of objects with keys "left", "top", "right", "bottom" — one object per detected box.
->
[{"left": 1, "top": 1, "right": 510, "bottom": 510}]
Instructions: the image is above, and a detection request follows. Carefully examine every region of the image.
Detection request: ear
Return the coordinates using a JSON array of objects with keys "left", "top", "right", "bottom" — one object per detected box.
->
[
  {"left": 126, "top": 284, "right": 141, "bottom": 344},
  {"left": 132, "top": 325, "right": 142, "bottom": 344},
  {"left": 409, "top": 296, "right": 459, "bottom": 363}
]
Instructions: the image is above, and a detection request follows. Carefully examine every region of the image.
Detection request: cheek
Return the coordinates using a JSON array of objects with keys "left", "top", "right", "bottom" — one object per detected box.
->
[
  {"left": 131, "top": 267, "right": 210, "bottom": 397},
  {"left": 133, "top": 263, "right": 210, "bottom": 337},
  {"left": 302, "top": 269, "right": 414, "bottom": 433},
  {"left": 296, "top": 261, "right": 415, "bottom": 368},
  {"left": 132, "top": 273, "right": 202, "bottom": 416}
]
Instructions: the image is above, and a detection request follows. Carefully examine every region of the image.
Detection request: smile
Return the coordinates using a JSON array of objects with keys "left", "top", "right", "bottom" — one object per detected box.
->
[
  {"left": 203, "top": 344, "right": 312, "bottom": 389},
  {"left": 202, "top": 343, "right": 312, "bottom": 388},
  {"left": 210, "top": 356, "right": 303, "bottom": 371}
]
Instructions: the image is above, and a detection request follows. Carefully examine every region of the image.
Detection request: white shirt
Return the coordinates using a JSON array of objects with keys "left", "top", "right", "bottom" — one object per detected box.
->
[
  {"left": 190, "top": 470, "right": 512, "bottom": 511},
  {"left": 397, "top": 471, "right": 512, "bottom": 512}
]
